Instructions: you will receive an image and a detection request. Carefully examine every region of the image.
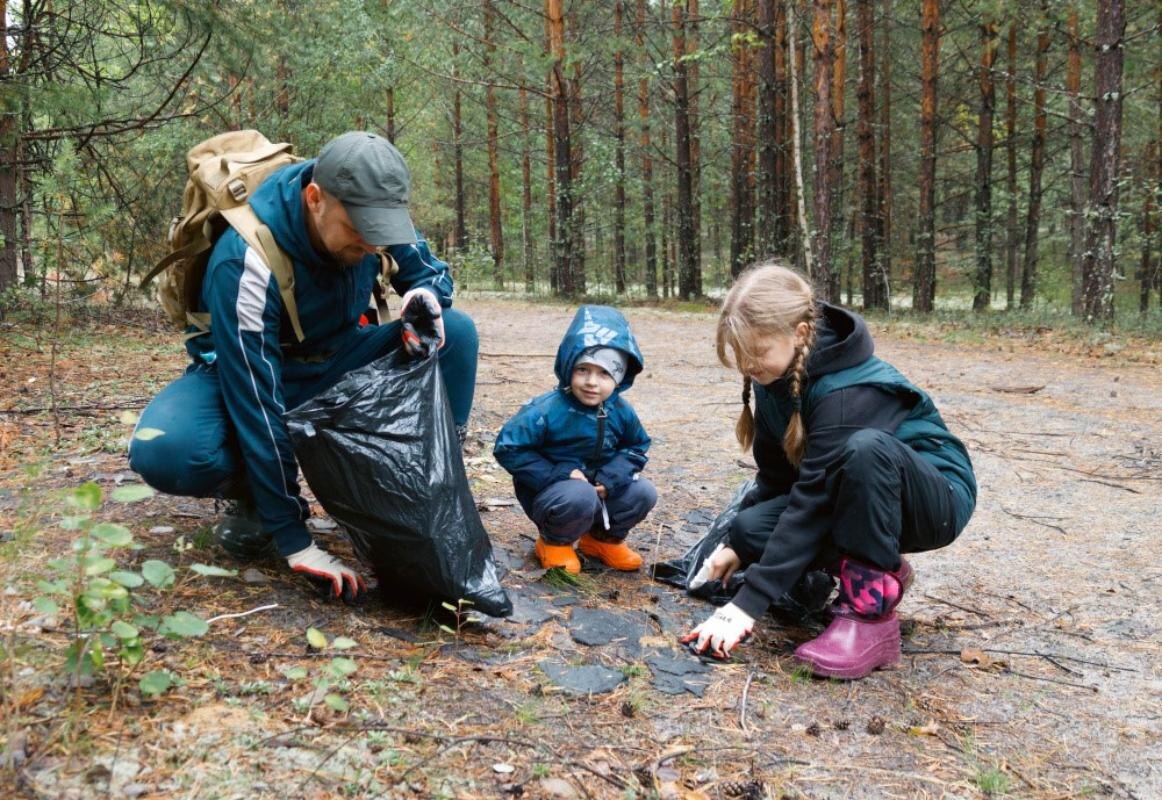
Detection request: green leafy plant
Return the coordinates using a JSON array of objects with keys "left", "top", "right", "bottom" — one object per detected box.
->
[
  {"left": 300, "top": 628, "right": 358, "bottom": 716},
  {"left": 30, "top": 482, "right": 226, "bottom": 711},
  {"left": 438, "top": 598, "right": 475, "bottom": 641}
]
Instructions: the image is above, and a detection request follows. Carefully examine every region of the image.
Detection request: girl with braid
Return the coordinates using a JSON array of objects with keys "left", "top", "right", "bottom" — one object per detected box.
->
[{"left": 682, "top": 264, "right": 976, "bottom": 678}]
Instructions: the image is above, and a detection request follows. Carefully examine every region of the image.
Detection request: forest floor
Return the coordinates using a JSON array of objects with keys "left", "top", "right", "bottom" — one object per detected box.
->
[{"left": 1, "top": 296, "right": 1160, "bottom": 800}]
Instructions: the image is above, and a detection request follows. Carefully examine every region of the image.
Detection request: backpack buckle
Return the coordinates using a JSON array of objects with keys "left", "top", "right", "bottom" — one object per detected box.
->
[{"left": 226, "top": 178, "right": 248, "bottom": 202}]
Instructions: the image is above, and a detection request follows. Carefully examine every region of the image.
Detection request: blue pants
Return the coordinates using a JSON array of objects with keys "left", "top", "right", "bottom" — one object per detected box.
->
[
  {"left": 129, "top": 309, "right": 478, "bottom": 500},
  {"left": 516, "top": 477, "right": 658, "bottom": 545}
]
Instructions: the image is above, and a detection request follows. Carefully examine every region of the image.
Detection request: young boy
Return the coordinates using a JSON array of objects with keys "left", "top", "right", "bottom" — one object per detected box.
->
[{"left": 494, "top": 306, "right": 656, "bottom": 574}]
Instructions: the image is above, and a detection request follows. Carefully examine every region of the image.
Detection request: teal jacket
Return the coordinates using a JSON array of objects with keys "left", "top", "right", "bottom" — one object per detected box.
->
[{"left": 731, "top": 303, "right": 976, "bottom": 618}]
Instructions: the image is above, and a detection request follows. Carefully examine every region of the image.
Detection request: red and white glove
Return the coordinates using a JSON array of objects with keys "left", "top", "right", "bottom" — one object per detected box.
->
[
  {"left": 286, "top": 542, "right": 367, "bottom": 603},
  {"left": 681, "top": 602, "right": 755, "bottom": 659},
  {"left": 399, "top": 287, "right": 445, "bottom": 354}
]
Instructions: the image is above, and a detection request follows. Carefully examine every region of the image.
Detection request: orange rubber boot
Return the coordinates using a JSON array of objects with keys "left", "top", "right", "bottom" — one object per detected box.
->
[
  {"left": 577, "top": 533, "right": 643, "bottom": 571},
  {"left": 535, "top": 537, "right": 581, "bottom": 574}
]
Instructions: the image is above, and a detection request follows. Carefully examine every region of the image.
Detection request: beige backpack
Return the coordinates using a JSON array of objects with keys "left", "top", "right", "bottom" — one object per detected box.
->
[{"left": 141, "top": 130, "right": 306, "bottom": 342}]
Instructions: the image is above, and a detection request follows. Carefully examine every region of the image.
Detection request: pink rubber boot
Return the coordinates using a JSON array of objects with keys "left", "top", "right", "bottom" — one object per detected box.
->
[{"left": 794, "top": 558, "right": 912, "bottom": 680}]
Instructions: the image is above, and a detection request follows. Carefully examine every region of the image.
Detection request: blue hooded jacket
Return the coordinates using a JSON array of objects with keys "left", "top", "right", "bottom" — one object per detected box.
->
[
  {"left": 185, "top": 160, "right": 454, "bottom": 556},
  {"left": 494, "top": 306, "right": 650, "bottom": 498}
]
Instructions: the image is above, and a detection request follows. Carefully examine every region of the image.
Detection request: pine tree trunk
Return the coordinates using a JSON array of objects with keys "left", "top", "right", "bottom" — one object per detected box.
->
[
  {"left": 452, "top": 42, "right": 468, "bottom": 252},
  {"left": 774, "top": 1, "right": 792, "bottom": 252},
  {"left": 568, "top": 6, "right": 586, "bottom": 295},
  {"left": 1140, "top": 142, "right": 1157, "bottom": 313},
  {"left": 1067, "top": 9, "right": 1087, "bottom": 316},
  {"left": 1081, "top": 0, "right": 1125, "bottom": 323},
  {"left": 1020, "top": 16, "right": 1049, "bottom": 310},
  {"left": 672, "top": 2, "right": 700, "bottom": 299},
  {"left": 877, "top": 0, "right": 892, "bottom": 302},
  {"left": 637, "top": 0, "right": 658, "bottom": 298},
  {"left": 520, "top": 84, "right": 535, "bottom": 292},
  {"left": 829, "top": 0, "right": 847, "bottom": 300},
  {"left": 547, "top": 0, "right": 577, "bottom": 296},
  {"left": 730, "top": 0, "right": 757, "bottom": 276},
  {"left": 787, "top": 0, "right": 815, "bottom": 276},
  {"left": 1005, "top": 22, "right": 1018, "bottom": 309},
  {"left": 756, "top": 0, "right": 779, "bottom": 259},
  {"left": 687, "top": 0, "right": 702, "bottom": 286},
  {"left": 613, "top": 0, "right": 627, "bottom": 293},
  {"left": 856, "top": 0, "right": 883, "bottom": 309},
  {"left": 913, "top": 0, "right": 939, "bottom": 313},
  {"left": 384, "top": 88, "right": 396, "bottom": 142},
  {"left": 484, "top": 0, "right": 504, "bottom": 289},
  {"left": 0, "top": 0, "right": 18, "bottom": 297},
  {"left": 811, "top": 0, "right": 836, "bottom": 299},
  {"left": 972, "top": 19, "right": 998, "bottom": 312},
  {"left": 544, "top": 13, "right": 558, "bottom": 293}
]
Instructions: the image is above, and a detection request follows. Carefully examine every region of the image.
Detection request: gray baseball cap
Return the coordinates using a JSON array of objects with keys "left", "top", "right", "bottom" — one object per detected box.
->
[{"left": 313, "top": 131, "right": 417, "bottom": 247}]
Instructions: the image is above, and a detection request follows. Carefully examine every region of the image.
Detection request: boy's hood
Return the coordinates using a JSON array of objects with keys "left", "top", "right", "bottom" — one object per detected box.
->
[{"left": 554, "top": 305, "right": 644, "bottom": 392}]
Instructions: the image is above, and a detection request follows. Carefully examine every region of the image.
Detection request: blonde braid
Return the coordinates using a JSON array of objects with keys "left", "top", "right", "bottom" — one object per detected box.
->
[
  {"left": 736, "top": 375, "right": 755, "bottom": 450},
  {"left": 782, "top": 316, "right": 815, "bottom": 466}
]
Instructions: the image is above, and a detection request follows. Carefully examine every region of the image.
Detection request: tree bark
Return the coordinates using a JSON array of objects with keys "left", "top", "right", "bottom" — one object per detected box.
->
[
  {"left": 811, "top": 0, "right": 836, "bottom": 299},
  {"left": 613, "top": 0, "right": 627, "bottom": 293},
  {"left": 877, "top": 0, "right": 891, "bottom": 302},
  {"left": 385, "top": 87, "right": 396, "bottom": 142},
  {"left": 520, "top": 83, "right": 535, "bottom": 292},
  {"left": 972, "top": 19, "right": 998, "bottom": 311},
  {"left": 636, "top": 0, "right": 658, "bottom": 298},
  {"left": 1140, "top": 142, "right": 1157, "bottom": 313},
  {"left": 755, "top": 0, "right": 779, "bottom": 260},
  {"left": 548, "top": 0, "right": 577, "bottom": 296},
  {"left": 1004, "top": 22, "right": 1018, "bottom": 309},
  {"left": 687, "top": 0, "right": 702, "bottom": 283},
  {"left": 544, "top": 11, "right": 558, "bottom": 292},
  {"left": 452, "top": 41, "right": 468, "bottom": 252},
  {"left": 829, "top": 0, "right": 847, "bottom": 298},
  {"left": 1066, "top": 9, "right": 1086, "bottom": 316},
  {"left": 568, "top": 5, "right": 586, "bottom": 294},
  {"left": 483, "top": 0, "right": 504, "bottom": 289},
  {"left": 730, "top": 0, "right": 756, "bottom": 277},
  {"left": 913, "top": 0, "right": 939, "bottom": 313},
  {"left": 0, "top": 0, "right": 18, "bottom": 297},
  {"left": 787, "top": 0, "right": 815, "bottom": 276},
  {"left": 1020, "top": 15, "right": 1049, "bottom": 309},
  {"left": 1081, "top": 0, "right": 1126, "bottom": 323},
  {"left": 672, "top": 2, "right": 700, "bottom": 299},
  {"left": 856, "top": 0, "right": 883, "bottom": 309}
]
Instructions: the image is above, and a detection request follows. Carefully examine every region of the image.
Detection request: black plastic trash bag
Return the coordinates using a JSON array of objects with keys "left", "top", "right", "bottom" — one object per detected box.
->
[
  {"left": 651, "top": 480, "right": 834, "bottom": 618},
  {"left": 285, "top": 344, "right": 513, "bottom": 618}
]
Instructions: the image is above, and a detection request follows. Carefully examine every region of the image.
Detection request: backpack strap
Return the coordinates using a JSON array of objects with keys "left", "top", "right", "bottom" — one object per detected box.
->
[
  {"left": 220, "top": 205, "right": 306, "bottom": 343},
  {"left": 140, "top": 235, "right": 211, "bottom": 288}
]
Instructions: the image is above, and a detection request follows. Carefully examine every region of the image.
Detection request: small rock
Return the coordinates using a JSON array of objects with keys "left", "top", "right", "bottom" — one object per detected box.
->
[
  {"left": 493, "top": 763, "right": 515, "bottom": 774},
  {"left": 149, "top": 526, "right": 175, "bottom": 535},
  {"left": 539, "top": 777, "right": 579, "bottom": 799},
  {"left": 122, "top": 783, "right": 150, "bottom": 798},
  {"left": 241, "top": 568, "right": 270, "bottom": 584}
]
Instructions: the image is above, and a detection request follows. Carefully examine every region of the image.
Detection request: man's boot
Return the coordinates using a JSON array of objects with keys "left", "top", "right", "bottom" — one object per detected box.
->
[
  {"left": 794, "top": 558, "right": 912, "bottom": 680},
  {"left": 214, "top": 500, "right": 276, "bottom": 561}
]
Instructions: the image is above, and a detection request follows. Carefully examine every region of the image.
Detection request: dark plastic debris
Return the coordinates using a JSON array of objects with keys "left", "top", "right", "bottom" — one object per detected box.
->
[
  {"left": 286, "top": 342, "right": 512, "bottom": 618},
  {"left": 651, "top": 480, "right": 835, "bottom": 619}
]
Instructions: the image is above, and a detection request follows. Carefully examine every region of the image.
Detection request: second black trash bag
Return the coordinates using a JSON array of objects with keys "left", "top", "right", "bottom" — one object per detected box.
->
[
  {"left": 285, "top": 347, "right": 513, "bottom": 618},
  {"left": 651, "top": 480, "right": 834, "bottom": 617}
]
